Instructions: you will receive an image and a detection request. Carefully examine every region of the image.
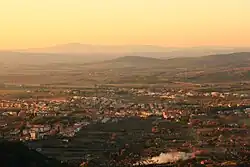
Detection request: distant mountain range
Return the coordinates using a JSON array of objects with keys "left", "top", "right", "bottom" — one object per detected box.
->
[
  {"left": 17, "top": 43, "right": 175, "bottom": 54},
  {"left": 1, "top": 43, "right": 250, "bottom": 65},
  {"left": 11, "top": 43, "right": 250, "bottom": 58}
]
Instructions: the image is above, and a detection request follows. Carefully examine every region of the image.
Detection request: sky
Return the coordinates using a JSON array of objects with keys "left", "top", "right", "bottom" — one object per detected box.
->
[{"left": 0, "top": 0, "right": 250, "bottom": 49}]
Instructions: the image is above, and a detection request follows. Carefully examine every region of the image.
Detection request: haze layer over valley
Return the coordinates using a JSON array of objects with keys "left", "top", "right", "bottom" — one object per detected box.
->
[{"left": 1, "top": 44, "right": 250, "bottom": 87}]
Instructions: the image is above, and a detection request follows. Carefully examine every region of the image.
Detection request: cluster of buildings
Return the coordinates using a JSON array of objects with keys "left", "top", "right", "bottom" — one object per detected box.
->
[
  {"left": 1, "top": 86, "right": 250, "bottom": 142},
  {"left": 1, "top": 85, "right": 250, "bottom": 166}
]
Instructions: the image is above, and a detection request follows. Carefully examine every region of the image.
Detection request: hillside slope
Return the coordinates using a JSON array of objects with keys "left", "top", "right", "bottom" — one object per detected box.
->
[
  {"left": 86, "top": 52, "right": 250, "bottom": 84},
  {"left": 83, "top": 52, "right": 250, "bottom": 69},
  {"left": 0, "top": 140, "right": 69, "bottom": 167}
]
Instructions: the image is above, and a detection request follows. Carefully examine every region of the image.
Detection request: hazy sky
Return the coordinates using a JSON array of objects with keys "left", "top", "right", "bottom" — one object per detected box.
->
[{"left": 1, "top": 0, "right": 250, "bottom": 49}]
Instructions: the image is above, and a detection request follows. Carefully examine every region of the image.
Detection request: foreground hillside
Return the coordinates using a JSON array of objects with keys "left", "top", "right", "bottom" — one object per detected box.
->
[{"left": 0, "top": 140, "right": 69, "bottom": 167}]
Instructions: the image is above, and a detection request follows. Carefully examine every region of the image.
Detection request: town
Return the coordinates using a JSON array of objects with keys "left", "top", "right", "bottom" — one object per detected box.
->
[{"left": 1, "top": 82, "right": 250, "bottom": 166}]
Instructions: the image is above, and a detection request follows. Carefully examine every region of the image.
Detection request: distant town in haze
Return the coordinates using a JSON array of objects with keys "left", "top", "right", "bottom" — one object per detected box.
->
[{"left": 1, "top": 0, "right": 250, "bottom": 167}]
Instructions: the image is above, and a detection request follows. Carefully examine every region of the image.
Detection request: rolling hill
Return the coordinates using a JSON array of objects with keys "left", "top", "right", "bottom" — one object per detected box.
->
[
  {"left": 0, "top": 52, "right": 250, "bottom": 85},
  {"left": 84, "top": 52, "right": 250, "bottom": 69},
  {"left": 164, "top": 52, "right": 250, "bottom": 69},
  {"left": 82, "top": 56, "right": 166, "bottom": 69},
  {"left": 1, "top": 44, "right": 250, "bottom": 66},
  {"left": 80, "top": 52, "right": 250, "bottom": 84}
]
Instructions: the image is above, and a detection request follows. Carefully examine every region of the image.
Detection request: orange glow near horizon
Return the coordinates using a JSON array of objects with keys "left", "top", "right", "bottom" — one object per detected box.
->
[{"left": 0, "top": 0, "right": 250, "bottom": 49}]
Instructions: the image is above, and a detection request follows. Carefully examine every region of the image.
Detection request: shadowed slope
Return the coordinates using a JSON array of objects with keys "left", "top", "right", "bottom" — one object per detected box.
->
[{"left": 0, "top": 140, "right": 69, "bottom": 167}]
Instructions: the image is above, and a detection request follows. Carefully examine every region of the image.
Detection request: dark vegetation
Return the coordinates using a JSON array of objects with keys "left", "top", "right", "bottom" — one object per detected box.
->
[{"left": 0, "top": 140, "right": 68, "bottom": 167}]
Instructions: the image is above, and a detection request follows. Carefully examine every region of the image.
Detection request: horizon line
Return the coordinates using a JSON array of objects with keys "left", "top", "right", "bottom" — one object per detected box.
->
[{"left": 1, "top": 43, "right": 250, "bottom": 52}]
